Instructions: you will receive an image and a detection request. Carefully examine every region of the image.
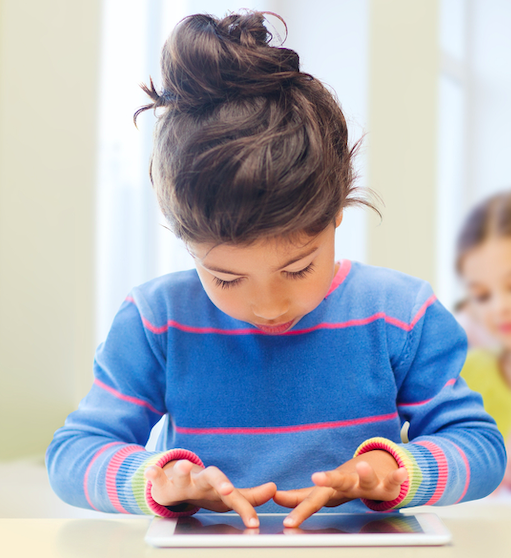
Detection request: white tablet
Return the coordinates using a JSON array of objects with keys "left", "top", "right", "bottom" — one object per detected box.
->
[{"left": 145, "top": 512, "right": 452, "bottom": 547}]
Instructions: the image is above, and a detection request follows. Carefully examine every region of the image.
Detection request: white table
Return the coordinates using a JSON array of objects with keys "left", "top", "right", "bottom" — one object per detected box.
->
[{"left": 1, "top": 500, "right": 510, "bottom": 558}]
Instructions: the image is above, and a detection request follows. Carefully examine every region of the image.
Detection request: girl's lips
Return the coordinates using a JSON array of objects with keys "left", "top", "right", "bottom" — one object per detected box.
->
[{"left": 254, "top": 320, "right": 295, "bottom": 334}]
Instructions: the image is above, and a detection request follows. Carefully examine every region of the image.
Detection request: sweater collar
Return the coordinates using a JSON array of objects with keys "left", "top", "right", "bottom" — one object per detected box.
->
[{"left": 325, "top": 260, "right": 351, "bottom": 298}]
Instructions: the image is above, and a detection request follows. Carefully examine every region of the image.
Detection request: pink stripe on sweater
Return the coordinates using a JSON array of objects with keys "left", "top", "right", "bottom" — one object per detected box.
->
[
  {"left": 141, "top": 317, "right": 258, "bottom": 335},
  {"left": 94, "top": 378, "right": 164, "bottom": 416},
  {"left": 290, "top": 294, "right": 437, "bottom": 335},
  {"left": 175, "top": 411, "right": 398, "bottom": 436},
  {"left": 288, "top": 312, "right": 409, "bottom": 335},
  {"left": 452, "top": 443, "right": 471, "bottom": 503},
  {"left": 84, "top": 442, "right": 123, "bottom": 511},
  {"left": 105, "top": 445, "right": 145, "bottom": 513},
  {"left": 127, "top": 279, "right": 437, "bottom": 337},
  {"left": 398, "top": 378, "right": 457, "bottom": 408},
  {"left": 135, "top": 299, "right": 437, "bottom": 336},
  {"left": 415, "top": 440, "right": 449, "bottom": 505},
  {"left": 410, "top": 294, "right": 437, "bottom": 328}
]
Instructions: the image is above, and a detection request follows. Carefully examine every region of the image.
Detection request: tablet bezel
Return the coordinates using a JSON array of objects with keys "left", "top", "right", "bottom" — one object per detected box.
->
[{"left": 145, "top": 512, "right": 452, "bottom": 547}]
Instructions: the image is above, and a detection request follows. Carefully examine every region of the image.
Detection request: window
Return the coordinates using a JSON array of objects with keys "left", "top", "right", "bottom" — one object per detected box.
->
[{"left": 437, "top": 0, "right": 511, "bottom": 309}]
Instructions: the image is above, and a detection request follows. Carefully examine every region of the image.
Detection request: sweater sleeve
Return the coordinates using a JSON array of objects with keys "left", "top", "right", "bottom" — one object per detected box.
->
[
  {"left": 355, "top": 282, "right": 506, "bottom": 511},
  {"left": 46, "top": 295, "right": 204, "bottom": 517}
]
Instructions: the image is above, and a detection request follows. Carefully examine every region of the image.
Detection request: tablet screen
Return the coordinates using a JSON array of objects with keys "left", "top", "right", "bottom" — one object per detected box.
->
[
  {"left": 146, "top": 512, "right": 452, "bottom": 547},
  {"left": 175, "top": 513, "right": 423, "bottom": 536}
]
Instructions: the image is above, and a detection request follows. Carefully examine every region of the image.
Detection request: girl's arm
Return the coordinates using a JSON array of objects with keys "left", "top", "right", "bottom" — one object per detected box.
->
[
  {"left": 276, "top": 282, "right": 506, "bottom": 525},
  {"left": 46, "top": 294, "right": 273, "bottom": 525},
  {"left": 46, "top": 295, "right": 200, "bottom": 516},
  {"left": 377, "top": 285, "right": 507, "bottom": 510}
]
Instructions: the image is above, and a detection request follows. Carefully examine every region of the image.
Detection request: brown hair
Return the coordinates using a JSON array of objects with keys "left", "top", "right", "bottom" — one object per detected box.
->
[
  {"left": 456, "top": 190, "right": 511, "bottom": 272},
  {"left": 135, "top": 10, "right": 379, "bottom": 245}
]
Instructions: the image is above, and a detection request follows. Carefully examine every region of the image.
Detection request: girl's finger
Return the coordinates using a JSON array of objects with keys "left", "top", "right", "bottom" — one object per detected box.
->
[
  {"left": 195, "top": 466, "right": 234, "bottom": 497},
  {"left": 382, "top": 467, "right": 408, "bottom": 492},
  {"left": 220, "top": 488, "right": 260, "bottom": 528},
  {"left": 171, "top": 460, "right": 195, "bottom": 488},
  {"left": 273, "top": 487, "right": 311, "bottom": 508},
  {"left": 173, "top": 459, "right": 194, "bottom": 475},
  {"left": 355, "top": 461, "right": 379, "bottom": 491},
  {"left": 312, "top": 470, "right": 358, "bottom": 492},
  {"left": 144, "top": 465, "right": 167, "bottom": 487},
  {"left": 239, "top": 482, "right": 277, "bottom": 507},
  {"left": 283, "top": 487, "right": 333, "bottom": 528}
]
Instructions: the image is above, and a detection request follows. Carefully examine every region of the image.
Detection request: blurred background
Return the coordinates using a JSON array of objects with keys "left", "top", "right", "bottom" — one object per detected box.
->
[{"left": 1, "top": 0, "right": 510, "bottom": 514}]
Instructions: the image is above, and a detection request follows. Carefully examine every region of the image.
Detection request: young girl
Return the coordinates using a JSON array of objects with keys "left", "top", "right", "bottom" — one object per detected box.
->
[
  {"left": 457, "top": 191, "right": 511, "bottom": 486},
  {"left": 47, "top": 11, "right": 505, "bottom": 528}
]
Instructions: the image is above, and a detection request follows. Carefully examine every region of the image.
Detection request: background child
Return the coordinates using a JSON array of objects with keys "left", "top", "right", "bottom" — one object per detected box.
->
[
  {"left": 457, "top": 190, "right": 511, "bottom": 487},
  {"left": 47, "top": 11, "right": 505, "bottom": 528}
]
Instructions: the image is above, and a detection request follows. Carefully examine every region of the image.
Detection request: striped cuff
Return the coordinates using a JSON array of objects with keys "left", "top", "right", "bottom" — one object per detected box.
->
[
  {"left": 354, "top": 437, "right": 417, "bottom": 511},
  {"left": 144, "top": 448, "right": 205, "bottom": 517}
]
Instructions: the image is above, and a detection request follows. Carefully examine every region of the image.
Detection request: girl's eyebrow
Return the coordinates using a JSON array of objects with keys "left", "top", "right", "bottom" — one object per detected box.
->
[
  {"left": 467, "top": 269, "right": 511, "bottom": 288},
  {"left": 202, "top": 264, "right": 244, "bottom": 276},
  {"left": 466, "top": 279, "right": 487, "bottom": 288},
  {"left": 276, "top": 246, "right": 319, "bottom": 271},
  {"left": 202, "top": 246, "right": 319, "bottom": 276}
]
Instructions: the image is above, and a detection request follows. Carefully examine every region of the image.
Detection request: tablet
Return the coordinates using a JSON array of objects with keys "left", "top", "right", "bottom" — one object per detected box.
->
[{"left": 145, "top": 512, "right": 452, "bottom": 547}]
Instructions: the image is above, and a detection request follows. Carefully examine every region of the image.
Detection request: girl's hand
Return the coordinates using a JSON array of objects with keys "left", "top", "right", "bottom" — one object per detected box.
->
[
  {"left": 273, "top": 450, "right": 408, "bottom": 528},
  {"left": 145, "top": 459, "right": 277, "bottom": 528}
]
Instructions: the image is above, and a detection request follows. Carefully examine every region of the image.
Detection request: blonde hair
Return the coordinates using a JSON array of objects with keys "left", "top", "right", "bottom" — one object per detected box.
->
[{"left": 456, "top": 190, "right": 511, "bottom": 271}]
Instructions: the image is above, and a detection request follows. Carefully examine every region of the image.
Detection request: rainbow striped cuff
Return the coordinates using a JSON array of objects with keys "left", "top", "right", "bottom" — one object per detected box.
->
[
  {"left": 140, "top": 448, "right": 205, "bottom": 517},
  {"left": 354, "top": 437, "right": 421, "bottom": 511}
]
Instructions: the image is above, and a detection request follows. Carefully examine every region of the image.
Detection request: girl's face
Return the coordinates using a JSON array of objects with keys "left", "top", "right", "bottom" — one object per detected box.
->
[
  {"left": 191, "top": 220, "right": 341, "bottom": 334},
  {"left": 461, "top": 236, "right": 511, "bottom": 349}
]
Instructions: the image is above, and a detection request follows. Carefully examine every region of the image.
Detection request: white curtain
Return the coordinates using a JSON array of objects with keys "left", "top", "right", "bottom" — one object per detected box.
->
[{"left": 96, "top": 0, "right": 191, "bottom": 344}]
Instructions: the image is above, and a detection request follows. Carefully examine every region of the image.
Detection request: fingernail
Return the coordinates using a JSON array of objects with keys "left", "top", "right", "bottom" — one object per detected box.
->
[
  {"left": 283, "top": 517, "right": 295, "bottom": 527},
  {"left": 248, "top": 518, "right": 259, "bottom": 528}
]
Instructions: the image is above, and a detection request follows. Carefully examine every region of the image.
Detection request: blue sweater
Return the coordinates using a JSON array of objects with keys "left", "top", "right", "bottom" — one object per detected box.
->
[{"left": 46, "top": 261, "right": 506, "bottom": 516}]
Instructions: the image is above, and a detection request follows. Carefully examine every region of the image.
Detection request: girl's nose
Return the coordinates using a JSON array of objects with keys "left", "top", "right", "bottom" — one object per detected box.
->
[
  {"left": 493, "top": 291, "right": 511, "bottom": 317},
  {"left": 251, "top": 298, "right": 288, "bottom": 321}
]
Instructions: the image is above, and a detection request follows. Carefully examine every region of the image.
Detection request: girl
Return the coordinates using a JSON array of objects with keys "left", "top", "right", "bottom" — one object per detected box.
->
[
  {"left": 457, "top": 191, "right": 511, "bottom": 486},
  {"left": 47, "top": 11, "right": 505, "bottom": 528}
]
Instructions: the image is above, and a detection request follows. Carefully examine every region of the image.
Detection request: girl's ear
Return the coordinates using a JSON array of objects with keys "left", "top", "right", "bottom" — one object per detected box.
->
[{"left": 335, "top": 211, "right": 343, "bottom": 228}]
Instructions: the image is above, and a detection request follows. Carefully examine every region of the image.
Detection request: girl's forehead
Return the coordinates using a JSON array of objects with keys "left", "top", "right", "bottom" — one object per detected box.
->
[
  {"left": 190, "top": 228, "right": 332, "bottom": 265},
  {"left": 462, "top": 237, "right": 511, "bottom": 282}
]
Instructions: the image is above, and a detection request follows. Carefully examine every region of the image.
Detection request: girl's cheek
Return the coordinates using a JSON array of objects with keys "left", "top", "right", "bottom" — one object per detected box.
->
[
  {"left": 482, "top": 314, "right": 497, "bottom": 336},
  {"left": 220, "top": 291, "right": 246, "bottom": 317},
  {"left": 503, "top": 290, "right": 511, "bottom": 313},
  {"left": 467, "top": 302, "right": 493, "bottom": 333}
]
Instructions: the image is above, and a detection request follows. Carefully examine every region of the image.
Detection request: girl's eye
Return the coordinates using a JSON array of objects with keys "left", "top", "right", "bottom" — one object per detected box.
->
[
  {"left": 472, "top": 292, "right": 490, "bottom": 304},
  {"left": 284, "top": 263, "right": 315, "bottom": 279},
  {"left": 212, "top": 276, "right": 243, "bottom": 289}
]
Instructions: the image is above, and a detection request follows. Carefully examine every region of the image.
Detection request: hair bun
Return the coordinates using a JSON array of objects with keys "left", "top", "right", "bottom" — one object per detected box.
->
[{"left": 158, "top": 11, "right": 303, "bottom": 111}]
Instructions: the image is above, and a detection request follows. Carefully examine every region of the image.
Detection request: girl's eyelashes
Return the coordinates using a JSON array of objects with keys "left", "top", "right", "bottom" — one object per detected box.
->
[
  {"left": 212, "top": 276, "right": 243, "bottom": 289},
  {"left": 211, "top": 263, "right": 315, "bottom": 288},
  {"left": 284, "top": 262, "right": 315, "bottom": 279}
]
